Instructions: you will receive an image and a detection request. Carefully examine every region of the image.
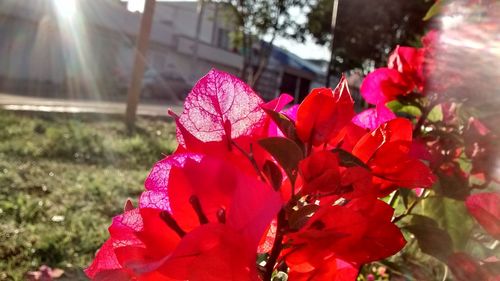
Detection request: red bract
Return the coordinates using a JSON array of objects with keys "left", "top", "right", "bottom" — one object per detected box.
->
[
  {"left": 299, "top": 151, "right": 340, "bottom": 195},
  {"left": 296, "top": 76, "right": 354, "bottom": 146},
  {"left": 85, "top": 208, "right": 179, "bottom": 280},
  {"left": 360, "top": 46, "right": 425, "bottom": 105},
  {"left": 285, "top": 198, "right": 406, "bottom": 279},
  {"left": 88, "top": 69, "right": 424, "bottom": 281},
  {"left": 87, "top": 154, "right": 281, "bottom": 280},
  {"left": 298, "top": 151, "right": 374, "bottom": 199},
  {"left": 287, "top": 257, "right": 359, "bottom": 281},
  {"left": 465, "top": 192, "right": 500, "bottom": 239},
  {"left": 351, "top": 118, "right": 435, "bottom": 196},
  {"left": 360, "top": 68, "right": 412, "bottom": 105},
  {"left": 388, "top": 46, "right": 425, "bottom": 91},
  {"left": 447, "top": 252, "right": 493, "bottom": 281}
]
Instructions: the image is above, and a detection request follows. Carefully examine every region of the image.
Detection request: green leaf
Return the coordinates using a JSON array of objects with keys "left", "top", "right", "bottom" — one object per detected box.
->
[
  {"left": 434, "top": 172, "right": 470, "bottom": 200},
  {"left": 259, "top": 137, "right": 304, "bottom": 185},
  {"left": 386, "top": 100, "right": 403, "bottom": 112},
  {"left": 405, "top": 214, "right": 454, "bottom": 261},
  {"left": 398, "top": 105, "right": 422, "bottom": 118},
  {"left": 421, "top": 196, "right": 474, "bottom": 251},
  {"left": 263, "top": 108, "right": 302, "bottom": 146},
  {"left": 423, "top": 0, "right": 444, "bottom": 21},
  {"left": 331, "top": 148, "right": 370, "bottom": 169},
  {"left": 262, "top": 160, "right": 283, "bottom": 191},
  {"left": 427, "top": 104, "right": 443, "bottom": 122},
  {"left": 387, "top": 100, "right": 422, "bottom": 119},
  {"left": 399, "top": 188, "right": 413, "bottom": 209}
]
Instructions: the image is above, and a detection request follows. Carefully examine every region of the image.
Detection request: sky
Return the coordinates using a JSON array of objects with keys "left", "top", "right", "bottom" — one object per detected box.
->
[{"left": 121, "top": 0, "right": 330, "bottom": 61}]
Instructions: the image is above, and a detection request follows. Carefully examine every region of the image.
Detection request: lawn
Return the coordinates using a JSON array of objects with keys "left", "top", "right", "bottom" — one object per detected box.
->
[{"left": 0, "top": 110, "right": 177, "bottom": 280}]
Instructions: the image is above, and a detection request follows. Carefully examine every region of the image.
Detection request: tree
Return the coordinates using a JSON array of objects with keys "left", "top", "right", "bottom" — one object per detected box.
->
[
  {"left": 306, "top": 0, "right": 432, "bottom": 74},
  {"left": 222, "top": 0, "right": 307, "bottom": 87}
]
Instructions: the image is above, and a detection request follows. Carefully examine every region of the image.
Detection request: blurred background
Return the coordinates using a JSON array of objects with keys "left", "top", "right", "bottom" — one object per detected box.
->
[{"left": 0, "top": 0, "right": 497, "bottom": 280}]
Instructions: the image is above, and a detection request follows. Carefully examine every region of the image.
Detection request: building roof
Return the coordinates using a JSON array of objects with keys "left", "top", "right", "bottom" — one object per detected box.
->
[{"left": 270, "top": 44, "right": 326, "bottom": 77}]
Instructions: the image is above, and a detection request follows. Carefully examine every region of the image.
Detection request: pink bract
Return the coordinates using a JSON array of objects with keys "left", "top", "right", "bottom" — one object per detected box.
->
[
  {"left": 178, "top": 69, "right": 266, "bottom": 145},
  {"left": 352, "top": 104, "right": 396, "bottom": 130}
]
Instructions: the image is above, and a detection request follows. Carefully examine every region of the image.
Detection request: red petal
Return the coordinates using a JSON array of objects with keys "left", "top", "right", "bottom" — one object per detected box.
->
[
  {"left": 299, "top": 151, "right": 341, "bottom": 195},
  {"left": 296, "top": 76, "right": 355, "bottom": 146},
  {"left": 287, "top": 198, "right": 405, "bottom": 267},
  {"left": 466, "top": 192, "right": 500, "bottom": 239},
  {"left": 85, "top": 240, "right": 126, "bottom": 279},
  {"left": 288, "top": 256, "right": 359, "bottom": 281},
  {"left": 388, "top": 46, "right": 425, "bottom": 91},
  {"left": 352, "top": 118, "right": 413, "bottom": 163},
  {"left": 447, "top": 252, "right": 492, "bottom": 281},
  {"left": 160, "top": 223, "right": 261, "bottom": 281},
  {"left": 360, "top": 68, "right": 413, "bottom": 105}
]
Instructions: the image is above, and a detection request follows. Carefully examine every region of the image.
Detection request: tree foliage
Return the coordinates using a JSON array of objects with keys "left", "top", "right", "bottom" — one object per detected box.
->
[
  {"left": 306, "top": 0, "right": 433, "bottom": 73},
  {"left": 221, "top": 0, "right": 307, "bottom": 86}
]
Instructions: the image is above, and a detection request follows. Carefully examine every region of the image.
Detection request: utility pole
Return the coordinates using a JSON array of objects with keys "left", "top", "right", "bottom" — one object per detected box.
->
[
  {"left": 190, "top": 0, "right": 205, "bottom": 84},
  {"left": 125, "top": 0, "right": 156, "bottom": 132},
  {"left": 325, "top": 0, "right": 339, "bottom": 87}
]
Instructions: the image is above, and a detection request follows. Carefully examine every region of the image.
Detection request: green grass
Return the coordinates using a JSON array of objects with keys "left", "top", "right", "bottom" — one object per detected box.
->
[{"left": 0, "top": 110, "right": 177, "bottom": 280}]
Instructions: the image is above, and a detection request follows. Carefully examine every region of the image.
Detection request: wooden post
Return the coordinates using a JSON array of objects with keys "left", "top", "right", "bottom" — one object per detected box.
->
[{"left": 125, "top": 0, "right": 156, "bottom": 131}]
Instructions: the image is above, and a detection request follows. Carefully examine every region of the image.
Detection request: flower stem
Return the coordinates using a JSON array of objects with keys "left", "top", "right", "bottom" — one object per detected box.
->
[
  {"left": 264, "top": 208, "right": 286, "bottom": 281},
  {"left": 392, "top": 190, "right": 431, "bottom": 223}
]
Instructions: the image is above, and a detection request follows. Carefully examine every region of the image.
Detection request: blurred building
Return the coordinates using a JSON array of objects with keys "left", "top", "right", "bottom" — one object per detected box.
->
[{"left": 0, "top": 0, "right": 325, "bottom": 102}]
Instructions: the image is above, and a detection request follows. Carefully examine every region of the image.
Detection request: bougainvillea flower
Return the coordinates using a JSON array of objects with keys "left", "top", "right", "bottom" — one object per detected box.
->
[
  {"left": 298, "top": 150, "right": 375, "bottom": 200},
  {"left": 170, "top": 69, "right": 273, "bottom": 176},
  {"left": 261, "top": 93, "right": 294, "bottom": 113},
  {"left": 360, "top": 68, "right": 414, "bottom": 105},
  {"left": 296, "top": 76, "right": 355, "bottom": 146},
  {"left": 387, "top": 46, "right": 425, "bottom": 91},
  {"left": 85, "top": 208, "right": 179, "bottom": 280},
  {"left": 361, "top": 46, "right": 424, "bottom": 105},
  {"left": 176, "top": 69, "right": 266, "bottom": 149},
  {"left": 465, "top": 192, "right": 500, "bottom": 239},
  {"left": 299, "top": 151, "right": 341, "bottom": 195},
  {"left": 261, "top": 94, "right": 297, "bottom": 137},
  {"left": 447, "top": 252, "right": 492, "bottom": 281},
  {"left": 87, "top": 153, "right": 281, "bottom": 280},
  {"left": 463, "top": 117, "right": 498, "bottom": 183},
  {"left": 351, "top": 118, "right": 435, "bottom": 195},
  {"left": 352, "top": 103, "right": 396, "bottom": 131},
  {"left": 285, "top": 198, "right": 405, "bottom": 277},
  {"left": 287, "top": 256, "right": 359, "bottom": 281}
]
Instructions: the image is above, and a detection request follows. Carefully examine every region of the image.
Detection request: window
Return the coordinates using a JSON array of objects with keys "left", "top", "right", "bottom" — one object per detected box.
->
[{"left": 217, "top": 28, "right": 230, "bottom": 50}]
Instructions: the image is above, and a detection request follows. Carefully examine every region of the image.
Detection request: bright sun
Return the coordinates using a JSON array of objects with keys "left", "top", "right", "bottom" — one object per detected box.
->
[{"left": 53, "top": 0, "right": 77, "bottom": 20}]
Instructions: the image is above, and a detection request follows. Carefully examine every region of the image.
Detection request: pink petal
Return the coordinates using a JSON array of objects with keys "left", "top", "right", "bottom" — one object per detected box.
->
[
  {"left": 141, "top": 153, "right": 202, "bottom": 211},
  {"left": 178, "top": 69, "right": 266, "bottom": 144},
  {"left": 352, "top": 104, "right": 396, "bottom": 130},
  {"left": 261, "top": 93, "right": 294, "bottom": 112},
  {"left": 360, "top": 68, "right": 412, "bottom": 105}
]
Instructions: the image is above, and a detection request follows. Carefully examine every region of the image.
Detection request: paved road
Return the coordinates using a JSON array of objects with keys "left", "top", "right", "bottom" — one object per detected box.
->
[{"left": 0, "top": 93, "right": 184, "bottom": 117}]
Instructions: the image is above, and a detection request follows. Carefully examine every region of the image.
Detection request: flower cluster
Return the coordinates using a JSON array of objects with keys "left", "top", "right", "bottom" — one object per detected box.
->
[
  {"left": 86, "top": 69, "right": 436, "bottom": 280},
  {"left": 358, "top": 8, "right": 499, "bottom": 277}
]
